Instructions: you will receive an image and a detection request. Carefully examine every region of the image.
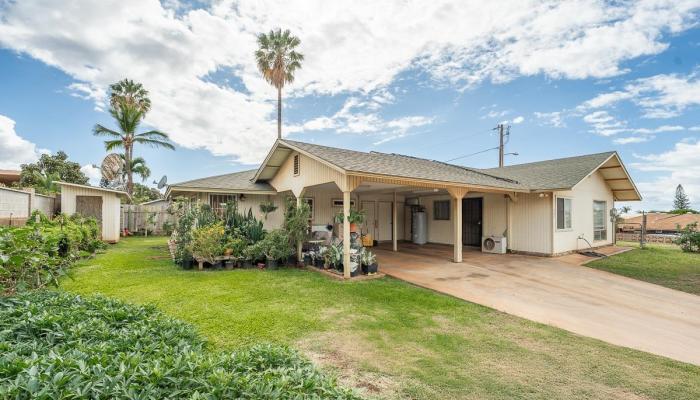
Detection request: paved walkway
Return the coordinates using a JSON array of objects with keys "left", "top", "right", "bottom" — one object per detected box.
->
[{"left": 375, "top": 243, "right": 700, "bottom": 366}]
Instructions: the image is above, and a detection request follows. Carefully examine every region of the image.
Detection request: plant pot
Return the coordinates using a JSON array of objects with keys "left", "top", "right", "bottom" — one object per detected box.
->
[
  {"left": 351, "top": 268, "right": 360, "bottom": 277},
  {"left": 287, "top": 255, "right": 297, "bottom": 266},
  {"left": 367, "top": 263, "right": 378, "bottom": 274},
  {"left": 224, "top": 261, "right": 234, "bottom": 270},
  {"left": 361, "top": 264, "right": 368, "bottom": 274},
  {"left": 303, "top": 255, "right": 312, "bottom": 266},
  {"left": 315, "top": 258, "right": 324, "bottom": 268},
  {"left": 223, "top": 249, "right": 233, "bottom": 256},
  {"left": 242, "top": 259, "right": 253, "bottom": 269},
  {"left": 349, "top": 223, "right": 358, "bottom": 233},
  {"left": 266, "top": 258, "right": 278, "bottom": 270}
]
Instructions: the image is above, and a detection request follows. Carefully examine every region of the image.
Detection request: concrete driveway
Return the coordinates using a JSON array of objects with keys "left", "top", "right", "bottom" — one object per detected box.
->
[{"left": 375, "top": 243, "right": 700, "bottom": 366}]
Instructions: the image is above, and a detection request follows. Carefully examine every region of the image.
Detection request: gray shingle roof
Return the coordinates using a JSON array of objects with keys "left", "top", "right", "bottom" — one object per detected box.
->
[
  {"left": 170, "top": 169, "right": 274, "bottom": 192},
  {"left": 280, "top": 140, "right": 526, "bottom": 190},
  {"left": 480, "top": 152, "right": 616, "bottom": 190}
]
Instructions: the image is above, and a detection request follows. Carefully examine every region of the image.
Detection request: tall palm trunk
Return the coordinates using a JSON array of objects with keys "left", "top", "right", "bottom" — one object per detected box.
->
[
  {"left": 125, "top": 144, "right": 134, "bottom": 197},
  {"left": 277, "top": 87, "right": 282, "bottom": 139}
]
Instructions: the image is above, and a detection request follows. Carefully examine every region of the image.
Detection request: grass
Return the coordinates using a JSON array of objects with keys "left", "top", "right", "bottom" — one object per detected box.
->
[
  {"left": 588, "top": 242, "right": 700, "bottom": 295},
  {"left": 62, "top": 237, "right": 700, "bottom": 399}
]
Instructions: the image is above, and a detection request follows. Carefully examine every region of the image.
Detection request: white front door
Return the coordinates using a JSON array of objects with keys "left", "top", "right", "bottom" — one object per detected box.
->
[
  {"left": 361, "top": 201, "right": 376, "bottom": 237},
  {"left": 377, "top": 201, "right": 392, "bottom": 241}
]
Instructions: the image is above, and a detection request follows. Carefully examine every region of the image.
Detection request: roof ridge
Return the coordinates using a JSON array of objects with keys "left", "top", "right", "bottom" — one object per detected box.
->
[
  {"left": 170, "top": 169, "right": 257, "bottom": 186},
  {"left": 483, "top": 151, "right": 616, "bottom": 170}
]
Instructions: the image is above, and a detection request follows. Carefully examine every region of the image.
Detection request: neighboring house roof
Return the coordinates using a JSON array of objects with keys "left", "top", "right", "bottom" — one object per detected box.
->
[
  {"left": 0, "top": 169, "right": 21, "bottom": 186},
  {"left": 167, "top": 169, "right": 276, "bottom": 196},
  {"left": 260, "top": 139, "right": 526, "bottom": 190},
  {"left": 56, "top": 181, "right": 129, "bottom": 198},
  {"left": 620, "top": 213, "right": 700, "bottom": 231},
  {"left": 139, "top": 198, "right": 169, "bottom": 205}
]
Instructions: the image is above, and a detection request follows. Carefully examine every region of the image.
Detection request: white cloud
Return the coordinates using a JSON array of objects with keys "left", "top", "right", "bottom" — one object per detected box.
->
[
  {"left": 534, "top": 111, "right": 566, "bottom": 127},
  {"left": 511, "top": 116, "right": 525, "bottom": 124},
  {"left": 631, "top": 139, "right": 700, "bottom": 210},
  {"left": 80, "top": 164, "right": 102, "bottom": 185},
  {"left": 0, "top": 114, "right": 46, "bottom": 169},
  {"left": 580, "top": 72, "right": 700, "bottom": 118},
  {"left": 614, "top": 136, "right": 653, "bottom": 145},
  {"left": 0, "top": 0, "right": 697, "bottom": 162}
]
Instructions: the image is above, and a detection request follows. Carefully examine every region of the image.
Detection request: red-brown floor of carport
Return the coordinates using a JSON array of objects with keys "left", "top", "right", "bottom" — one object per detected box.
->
[{"left": 373, "top": 242, "right": 700, "bottom": 366}]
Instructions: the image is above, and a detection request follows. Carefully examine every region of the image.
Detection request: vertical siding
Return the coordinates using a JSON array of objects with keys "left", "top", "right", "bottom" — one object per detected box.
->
[
  {"left": 509, "top": 192, "right": 552, "bottom": 254},
  {"left": 416, "top": 192, "right": 507, "bottom": 245},
  {"left": 270, "top": 152, "right": 347, "bottom": 195},
  {"left": 60, "top": 186, "right": 122, "bottom": 243},
  {"left": 552, "top": 171, "right": 614, "bottom": 253},
  {"left": 32, "top": 194, "right": 56, "bottom": 216}
]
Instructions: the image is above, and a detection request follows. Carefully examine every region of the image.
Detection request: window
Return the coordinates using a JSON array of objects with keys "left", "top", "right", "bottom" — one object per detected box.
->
[
  {"left": 293, "top": 154, "right": 300, "bottom": 176},
  {"left": 433, "top": 200, "right": 450, "bottom": 220},
  {"left": 331, "top": 198, "right": 356, "bottom": 208},
  {"left": 593, "top": 200, "right": 607, "bottom": 241},
  {"left": 209, "top": 194, "right": 236, "bottom": 215},
  {"left": 556, "top": 197, "right": 572, "bottom": 230}
]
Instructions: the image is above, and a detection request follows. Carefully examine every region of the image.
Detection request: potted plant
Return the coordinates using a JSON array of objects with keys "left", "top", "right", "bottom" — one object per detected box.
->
[
  {"left": 188, "top": 223, "right": 225, "bottom": 268},
  {"left": 303, "top": 251, "right": 313, "bottom": 266},
  {"left": 317, "top": 246, "right": 328, "bottom": 268},
  {"left": 262, "top": 229, "right": 292, "bottom": 270},
  {"left": 334, "top": 209, "right": 366, "bottom": 233},
  {"left": 361, "top": 249, "right": 378, "bottom": 275},
  {"left": 225, "top": 237, "right": 247, "bottom": 267},
  {"left": 242, "top": 242, "right": 263, "bottom": 269}
]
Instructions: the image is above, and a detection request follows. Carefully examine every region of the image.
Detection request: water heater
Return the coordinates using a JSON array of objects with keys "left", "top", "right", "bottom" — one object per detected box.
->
[{"left": 412, "top": 211, "right": 427, "bottom": 245}]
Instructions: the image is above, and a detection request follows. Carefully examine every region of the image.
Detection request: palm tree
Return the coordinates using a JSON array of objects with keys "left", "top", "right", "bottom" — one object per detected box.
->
[
  {"left": 255, "top": 29, "right": 303, "bottom": 139},
  {"left": 110, "top": 79, "right": 151, "bottom": 114},
  {"left": 93, "top": 104, "right": 174, "bottom": 197},
  {"left": 32, "top": 171, "right": 60, "bottom": 194},
  {"left": 119, "top": 155, "right": 151, "bottom": 182}
]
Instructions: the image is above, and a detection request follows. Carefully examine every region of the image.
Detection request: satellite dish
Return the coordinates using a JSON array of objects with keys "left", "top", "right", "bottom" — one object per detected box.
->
[
  {"left": 156, "top": 175, "right": 167, "bottom": 189},
  {"left": 101, "top": 153, "right": 124, "bottom": 181}
]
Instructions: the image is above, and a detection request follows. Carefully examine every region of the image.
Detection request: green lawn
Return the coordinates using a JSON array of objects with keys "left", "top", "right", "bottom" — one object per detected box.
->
[
  {"left": 588, "top": 242, "right": 700, "bottom": 295},
  {"left": 62, "top": 237, "right": 700, "bottom": 399}
]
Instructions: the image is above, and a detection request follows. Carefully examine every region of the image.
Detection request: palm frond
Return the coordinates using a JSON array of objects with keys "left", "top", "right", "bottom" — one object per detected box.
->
[
  {"left": 135, "top": 130, "right": 170, "bottom": 140},
  {"left": 93, "top": 124, "right": 123, "bottom": 138},
  {"left": 133, "top": 137, "right": 176, "bottom": 150},
  {"left": 104, "top": 140, "right": 125, "bottom": 151}
]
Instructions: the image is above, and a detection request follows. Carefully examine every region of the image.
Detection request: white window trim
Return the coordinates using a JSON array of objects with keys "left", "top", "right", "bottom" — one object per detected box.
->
[
  {"left": 555, "top": 196, "right": 573, "bottom": 232},
  {"left": 592, "top": 199, "right": 608, "bottom": 242}
]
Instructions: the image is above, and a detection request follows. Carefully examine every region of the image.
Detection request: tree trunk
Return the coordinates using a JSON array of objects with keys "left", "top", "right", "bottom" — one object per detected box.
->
[
  {"left": 277, "top": 87, "right": 282, "bottom": 139},
  {"left": 125, "top": 144, "right": 133, "bottom": 200}
]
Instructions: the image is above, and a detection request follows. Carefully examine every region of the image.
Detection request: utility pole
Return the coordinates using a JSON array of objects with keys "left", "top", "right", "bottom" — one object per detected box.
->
[{"left": 498, "top": 124, "right": 510, "bottom": 168}]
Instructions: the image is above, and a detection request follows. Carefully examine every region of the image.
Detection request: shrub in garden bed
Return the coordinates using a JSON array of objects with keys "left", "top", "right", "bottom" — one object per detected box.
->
[
  {"left": 0, "top": 212, "right": 104, "bottom": 294},
  {"left": 0, "top": 291, "right": 360, "bottom": 399}
]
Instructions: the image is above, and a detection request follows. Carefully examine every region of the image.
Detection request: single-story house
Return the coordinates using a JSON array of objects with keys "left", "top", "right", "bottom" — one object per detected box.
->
[
  {"left": 166, "top": 139, "right": 641, "bottom": 277},
  {"left": 619, "top": 212, "right": 699, "bottom": 234},
  {"left": 57, "top": 182, "right": 129, "bottom": 243}
]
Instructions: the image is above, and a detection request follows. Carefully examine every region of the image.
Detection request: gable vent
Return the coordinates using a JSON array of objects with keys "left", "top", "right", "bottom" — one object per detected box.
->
[{"left": 293, "top": 154, "right": 300, "bottom": 176}]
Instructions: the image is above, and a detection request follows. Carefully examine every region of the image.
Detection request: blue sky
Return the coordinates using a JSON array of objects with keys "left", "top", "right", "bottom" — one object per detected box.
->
[{"left": 1, "top": 0, "right": 699, "bottom": 211}]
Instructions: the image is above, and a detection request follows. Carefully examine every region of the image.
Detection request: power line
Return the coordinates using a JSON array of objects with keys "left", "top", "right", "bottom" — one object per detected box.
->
[{"left": 445, "top": 146, "right": 499, "bottom": 163}]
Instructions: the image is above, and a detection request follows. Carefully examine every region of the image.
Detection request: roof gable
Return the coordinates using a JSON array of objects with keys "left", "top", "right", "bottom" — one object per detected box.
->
[{"left": 168, "top": 169, "right": 274, "bottom": 194}]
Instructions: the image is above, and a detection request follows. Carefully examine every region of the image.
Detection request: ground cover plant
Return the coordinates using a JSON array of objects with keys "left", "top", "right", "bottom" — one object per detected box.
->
[
  {"left": 63, "top": 237, "right": 700, "bottom": 399},
  {"left": 0, "top": 211, "right": 104, "bottom": 294},
  {"left": 589, "top": 241, "right": 700, "bottom": 295},
  {"left": 0, "top": 291, "right": 359, "bottom": 399}
]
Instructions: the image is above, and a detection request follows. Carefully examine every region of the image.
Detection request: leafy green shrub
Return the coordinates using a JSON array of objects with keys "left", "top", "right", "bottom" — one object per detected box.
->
[
  {"left": 0, "top": 212, "right": 104, "bottom": 294},
  {"left": 189, "top": 222, "right": 225, "bottom": 264},
  {"left": 0, "top": 291, "right": 359, "bottom": 399},
  {"left": 284, "top": 197, "right": 311, "bottom": 250},
  {"left": 224, "top": 236, "right": 247, "bottom": 259},
  {"left": 675, "top": 222, "right": 700, "bottom": 253},
  {"left": 261, "top": 229, "right": 293, "bottom": 261}
]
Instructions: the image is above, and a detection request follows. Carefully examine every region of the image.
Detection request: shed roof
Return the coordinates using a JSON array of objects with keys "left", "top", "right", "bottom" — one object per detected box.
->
[{"left": 56, "top": 181, "right": 129, "bottom": 197}]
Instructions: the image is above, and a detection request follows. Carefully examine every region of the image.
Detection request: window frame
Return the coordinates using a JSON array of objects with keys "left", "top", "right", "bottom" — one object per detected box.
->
[
  {"left": 592, "top": 200, "right": 607, "bottom": 241},
  {"left": 209, "top": 193, "right": 237, "bottom": 215},
  {"left": 556, "top": 196, "right": 573, "bottom": 231},
  {"left": 433, "top": 199, "right": 451, "bottom": 221}
]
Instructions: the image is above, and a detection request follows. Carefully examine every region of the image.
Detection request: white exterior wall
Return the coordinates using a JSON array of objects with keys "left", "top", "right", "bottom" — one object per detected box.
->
[
  {"left": 0, "top": 187, "right": 30, "bottom": 218},
  {"left": 32, "top": 194, "right": 55, "bottom": 216},
  {"left": 416, "top": 192, "right": 508, "bottom": 245},
  {"left": 552, "top": 171, "right": 614, "bottom": 253},
  {"left": 60, "top": 186, "right": 122, "bottom": 243},
  {"left": 509, "top": 192, "right": 553, "bottom": 255}
]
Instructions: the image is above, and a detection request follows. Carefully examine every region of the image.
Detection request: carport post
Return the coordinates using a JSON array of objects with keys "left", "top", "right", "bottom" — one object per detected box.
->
[
  {"left": 392, "top": 191, "right": 398, "bottom": 252},
  {"left": 343, "top": 190, "right": 351, "bottom": 278},
  {"left": 447, "top": 188, "right": 468, "bottom": 263}
]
